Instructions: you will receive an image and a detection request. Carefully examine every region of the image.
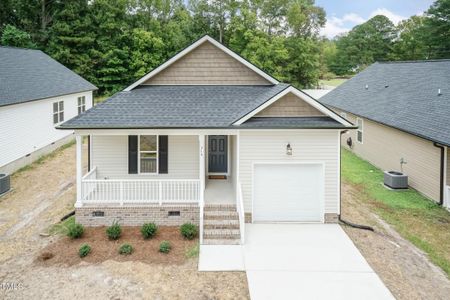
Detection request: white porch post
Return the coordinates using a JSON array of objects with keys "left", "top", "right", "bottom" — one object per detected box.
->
[
  {"left": 199, "top": 134, "right": 205, "bottom": 244},
  {"left": 75, "top": 135, "right": 83, "bottom": 208},
  {"left": 199, "top": 134, "right": 206, "bottom": 203}
]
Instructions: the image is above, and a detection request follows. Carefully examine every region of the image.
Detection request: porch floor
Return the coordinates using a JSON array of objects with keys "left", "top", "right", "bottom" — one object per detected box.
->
[{"left": 205, "top": 179, "right": 235, "bottom": 204}]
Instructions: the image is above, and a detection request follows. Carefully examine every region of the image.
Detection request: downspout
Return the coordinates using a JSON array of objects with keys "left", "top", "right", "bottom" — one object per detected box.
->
[
  {"left": 433, "top": 142, "right": 445, "bottom": 205},
  {"left": 338, "top": 130, "right": 374, "bottom": 231}
]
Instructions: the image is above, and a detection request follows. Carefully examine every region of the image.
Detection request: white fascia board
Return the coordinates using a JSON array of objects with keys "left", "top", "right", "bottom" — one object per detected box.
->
[
  {"left": 233, "top": 86, "right": 353, "bottom": 127},
  {"left": 123, "top": 35, "right": 278, "bottom": 91}
]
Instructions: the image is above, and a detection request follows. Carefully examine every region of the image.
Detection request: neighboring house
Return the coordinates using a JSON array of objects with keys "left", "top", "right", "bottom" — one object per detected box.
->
[
  {"left": 320, "top": 60, "right": 450, "bottom": 209},
  {"left": 0, "top": 46, "right": 97, "bottom": 174},
  {"left": 58, "top": 35, "right": 353, "bottom": 245}
]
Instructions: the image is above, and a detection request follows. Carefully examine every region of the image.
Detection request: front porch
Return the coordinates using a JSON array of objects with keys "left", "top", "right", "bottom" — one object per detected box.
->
[{"left": 74, "top": 132, "right": 245, "bottom": 244}]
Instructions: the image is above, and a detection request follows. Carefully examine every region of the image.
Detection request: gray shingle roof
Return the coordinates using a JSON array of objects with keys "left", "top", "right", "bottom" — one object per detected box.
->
[
  {"left": 238, "top": 117, "right": 346, "bottom": 128},
  {"left": 60, "top": 85, "right": 292, "bottom": 129},
  {"left": 319, "top": 60, "right": 450, "bottom": 146},
  {"left": 0, "top": 46, "right": 97, "bottom": 107}
]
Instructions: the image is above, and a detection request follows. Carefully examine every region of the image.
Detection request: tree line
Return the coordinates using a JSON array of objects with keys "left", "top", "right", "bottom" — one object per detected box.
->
[{"left": 0, "top": 0, "right": 448, "bottom": 95}]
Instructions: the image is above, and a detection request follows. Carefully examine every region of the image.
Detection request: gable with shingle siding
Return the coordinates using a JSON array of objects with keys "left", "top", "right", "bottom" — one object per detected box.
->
[
  {"left": 143, "top": 41, "right": 271, "bottom": 85},
  {"left": 255, "top": 92, "right": 325, "bottom": 117}
]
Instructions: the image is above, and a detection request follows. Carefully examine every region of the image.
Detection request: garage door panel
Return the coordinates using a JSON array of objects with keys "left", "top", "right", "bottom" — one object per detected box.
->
[{"left": 253, "top": 164, "right": 323, "bottom": 222}]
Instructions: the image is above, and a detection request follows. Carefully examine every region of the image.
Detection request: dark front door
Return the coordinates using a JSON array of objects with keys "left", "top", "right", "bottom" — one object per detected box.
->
[{"left": 208, "top": 135, "right": 228, "bottom": 173}]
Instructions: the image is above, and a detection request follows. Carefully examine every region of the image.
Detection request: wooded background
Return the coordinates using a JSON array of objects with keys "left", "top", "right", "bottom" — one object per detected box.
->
[{"left": 1, "top": 0, "right": 449, "bottom": 95}]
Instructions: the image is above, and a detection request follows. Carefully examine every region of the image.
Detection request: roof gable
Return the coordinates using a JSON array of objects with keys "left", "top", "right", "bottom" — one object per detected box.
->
[
  {"left": 124, "top": 36, "right": 278, "bottom": 90},
  {"left": 255, "top": 92, "right": 325, "bottom": 117},
  {"left": 0, "top": 46, "right": 97, "bottom": 107},
  {"left": 319, "top": 60, "right": 450, "bottom": 146},
  {"left": 234, "top": 86, "right": 352, "bottom": 126}
]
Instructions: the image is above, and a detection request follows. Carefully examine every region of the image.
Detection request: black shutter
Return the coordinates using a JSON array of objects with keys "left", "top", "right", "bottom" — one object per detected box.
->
[
  {"left": 128, "top": 135, "right": 138, "bottom": 174},
  {"left": 159, "top": 135, "right": 168, "bottom": 174}
]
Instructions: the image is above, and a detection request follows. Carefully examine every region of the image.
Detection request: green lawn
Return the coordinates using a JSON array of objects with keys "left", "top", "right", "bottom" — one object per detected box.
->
[{"left": 342, "top": 148, "right": 450, "bottom": 277}]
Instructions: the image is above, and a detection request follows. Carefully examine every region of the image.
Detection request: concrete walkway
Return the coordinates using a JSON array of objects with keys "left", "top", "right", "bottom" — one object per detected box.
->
[{"left": 199, "top": 224, "right": 394, "bottom": 300}]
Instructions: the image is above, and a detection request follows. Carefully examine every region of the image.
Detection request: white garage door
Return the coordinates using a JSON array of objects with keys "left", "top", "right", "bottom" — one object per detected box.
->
[{"left": 253, "top": 163, "right": 323, "bottom": 222}]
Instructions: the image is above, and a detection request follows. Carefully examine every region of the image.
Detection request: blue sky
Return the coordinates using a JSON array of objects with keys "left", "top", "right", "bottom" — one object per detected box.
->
[{"left": 316, "top": 0, "right": 435, "bottom": 38}]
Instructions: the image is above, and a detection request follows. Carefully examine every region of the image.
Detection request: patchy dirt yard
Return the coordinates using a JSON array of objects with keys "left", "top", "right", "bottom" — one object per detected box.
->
[
  {"left": 0, "top": 142, "right": 249, "bottom": 300},
  {"left": 341, "top": 183, "right": 450, "bottom": 300}
]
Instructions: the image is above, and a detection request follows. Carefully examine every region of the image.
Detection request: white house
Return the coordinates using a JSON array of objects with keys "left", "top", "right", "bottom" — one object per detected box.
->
[
  {"left": 59, "top": 36, "right": 354, "bottom": 245},
  {"left": 0, "top": 46, "right": 97, "bottom": 174}
]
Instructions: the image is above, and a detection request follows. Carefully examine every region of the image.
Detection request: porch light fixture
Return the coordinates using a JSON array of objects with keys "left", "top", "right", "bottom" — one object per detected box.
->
[{"left": 286, "top": 143, "right": 293, "bottom": 155}]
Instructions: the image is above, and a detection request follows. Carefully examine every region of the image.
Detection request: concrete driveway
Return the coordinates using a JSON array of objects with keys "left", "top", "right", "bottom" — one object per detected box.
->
[{"left": 244, "top": 224, "right": 394, "bottom": 300}]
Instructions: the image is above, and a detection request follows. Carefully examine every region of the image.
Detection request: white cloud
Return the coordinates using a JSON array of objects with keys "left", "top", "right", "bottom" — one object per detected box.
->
[
  {"left": 321, "top": 8, "right": 409, "bottom": 38},
  {"left": 369, "top": 8, "right": 407, "bottom": 24}
]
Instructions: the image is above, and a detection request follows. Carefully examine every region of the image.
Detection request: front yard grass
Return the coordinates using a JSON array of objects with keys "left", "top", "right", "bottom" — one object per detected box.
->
[{"left": 342, "top": 148, "right": 450, "bottom": 277}]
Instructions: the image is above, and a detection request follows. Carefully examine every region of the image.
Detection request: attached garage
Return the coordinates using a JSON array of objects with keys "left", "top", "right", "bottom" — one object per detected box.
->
[{"left": 253, "top": 163, "right": 324, "bottom": 222}]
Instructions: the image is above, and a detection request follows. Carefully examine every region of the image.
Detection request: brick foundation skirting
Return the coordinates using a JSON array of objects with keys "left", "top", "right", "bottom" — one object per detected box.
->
[{"left": 76, "top": 205, "right": 199, "bottom": 227}]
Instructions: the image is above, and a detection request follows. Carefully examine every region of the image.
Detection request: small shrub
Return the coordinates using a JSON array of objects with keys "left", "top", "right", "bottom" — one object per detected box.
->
[
  {"left": 79, "top": 244, "right": 91, "bottom": 258},
  {"left": 180, "top": 223, "right": 198, "bottom": 240},
  {"left": 67, "top": 222, "right": 84, "bottom": 239},
  {"left": 106, "top": 221, "right": 121, "bottom": 240},
  {"left": 118, "top": 243, "right": 133, "bottom": 255},
  {"left": 141, "top": 223, "right": 158, "bottom": 239},
  {"left": 159, "top": 241, "right": 171, "bottom": 253}
]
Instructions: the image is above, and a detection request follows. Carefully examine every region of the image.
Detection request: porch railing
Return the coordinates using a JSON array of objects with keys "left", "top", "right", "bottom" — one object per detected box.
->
[
  {"left": 81, "top": 168, "right": 200, "bottom": 205},
  {"left": 236, "top": 182, "right": 245, "bottom": 244}
]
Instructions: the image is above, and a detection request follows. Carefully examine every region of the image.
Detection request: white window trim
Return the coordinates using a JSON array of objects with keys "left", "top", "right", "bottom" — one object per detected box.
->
[
  {"left": 77, "top": 96, "right": 86, "bottom": 115},
  {"left": 356, "top": 117, "right": 363, "bottom": 144},
  {"left": 53, "top": 100, "right": 64, "bottom": 125},
  {"left": 138, "top": 135, "right": 159, "bottom": 175}
]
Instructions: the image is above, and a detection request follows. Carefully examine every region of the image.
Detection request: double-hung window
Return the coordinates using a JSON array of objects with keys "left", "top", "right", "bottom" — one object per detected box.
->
[
  {"left": 139, "top": 135, "right": 158, "bottom": 173},
  {"left": 356, "top": 117, "right": 363, "bottom": 143},
  {"left": 53, "top": 101, "right": 64, "bottom": 124},
  {"left": 77, "top": 96, "right": 86, "bottom": 114}
]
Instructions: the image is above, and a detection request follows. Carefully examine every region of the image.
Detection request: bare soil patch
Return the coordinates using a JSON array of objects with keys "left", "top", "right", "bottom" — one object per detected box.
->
[
  {"left": 38, "top": 226, "right": 196, "bottom": 266},
  {"left": 341, "top": 182, "right": 450, "bottom": 300}
]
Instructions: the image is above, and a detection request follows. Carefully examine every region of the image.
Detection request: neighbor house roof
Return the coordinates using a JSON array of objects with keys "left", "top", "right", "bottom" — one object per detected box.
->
[
  {"left": 0, "top": 46, "right": 97, "bottom": 107},
  {"left": 59, "top": 84, "right": 349, "bottom": 129},
  {"left": 319, "top": 60, "right": 450, "bottom": 146}
]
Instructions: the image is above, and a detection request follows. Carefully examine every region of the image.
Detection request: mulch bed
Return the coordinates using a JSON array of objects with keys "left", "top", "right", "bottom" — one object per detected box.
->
[{"left": 36, "top": 226, "right": 197, "bottom": 266}]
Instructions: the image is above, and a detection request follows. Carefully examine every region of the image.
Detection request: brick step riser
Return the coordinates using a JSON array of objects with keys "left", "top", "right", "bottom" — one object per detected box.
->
[
  {"left": 204, "top": 207, "right": 237, "bottom": 212},
  {"left": 204, "top": 215, "right": 239, "bottom": 221},
  {"left": 203, "top": 239, "right": 241, "bottom": 245},
  {"left": 204, "top": 224, "right": 240, "bottom": 230},
  {"left": 203, "top": 234, "right": 241, "bottom": 240}
]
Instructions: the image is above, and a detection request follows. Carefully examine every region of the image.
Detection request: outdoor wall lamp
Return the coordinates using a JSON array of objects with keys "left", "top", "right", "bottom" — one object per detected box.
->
[{"left": 286, "top": 143, "right": 292, "bottom": 155}]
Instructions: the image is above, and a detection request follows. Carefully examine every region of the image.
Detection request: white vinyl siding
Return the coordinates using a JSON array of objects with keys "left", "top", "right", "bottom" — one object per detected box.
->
[
  {"left": 0, "top": 91, "right": 92, "bottom": 168},
  {"left": 91, "top": 135, "right": 199, "bottom": 179},
  {"left": 239, "top": 130, "right": 340, "bottom": 214}
]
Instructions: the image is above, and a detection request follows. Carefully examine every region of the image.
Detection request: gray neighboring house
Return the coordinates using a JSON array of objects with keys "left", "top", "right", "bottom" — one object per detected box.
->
[
  {"left": 320, "top": 60, "right": 450, "bottom": 209},
  {"left": 0, "top": 46, "right": 97, "bottom": 174},
  {"left": 58, "top": 35, "right": 354, "bottom": 245}
]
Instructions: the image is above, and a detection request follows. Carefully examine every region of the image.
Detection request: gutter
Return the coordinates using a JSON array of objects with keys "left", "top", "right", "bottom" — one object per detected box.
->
[{"left": 433, "top": 142, "right": 445, "bottom": 205}]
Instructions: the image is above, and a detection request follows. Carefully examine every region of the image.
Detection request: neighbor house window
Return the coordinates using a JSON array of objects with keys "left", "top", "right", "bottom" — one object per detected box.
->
[
  {"left": 77, "top": 96, "right": 86, "bottom": 115},
  {"left": 53, "top": 101, "right": 64, "bottom": 124},
  {"left": 356, "top": 118, "right": 363, "bottom": 143},
  {"left": 139, "top": 135, "right": 158, "bottom": 173}
]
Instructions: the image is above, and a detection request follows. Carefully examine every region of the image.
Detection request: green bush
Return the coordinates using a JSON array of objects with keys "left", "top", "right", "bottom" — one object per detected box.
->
[
  {"left": 141, "top": 223, "right": 158, "bottom": 239},
  {"left": 118, "top": 243, "right": 133, "bottom": 255},
  {"left": 180, "top": 223, "right": 198, "bottom": 240},
  {"left": 79, "top": 244, "right": 91, "bottom": 258},
  {"left": 159, "top": 241, "right": 171, "bottom": 253},
  {"left": 67, "top": 223, "right": 84, "bottom": 239},
  {"left": 106, "top": 221, "right": 121, "bottom": 240}
]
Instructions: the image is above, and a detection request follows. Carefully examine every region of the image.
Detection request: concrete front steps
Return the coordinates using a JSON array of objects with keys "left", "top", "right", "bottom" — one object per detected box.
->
[{"left": 203, "top": 204, "right": 241, "bottom": 245}]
